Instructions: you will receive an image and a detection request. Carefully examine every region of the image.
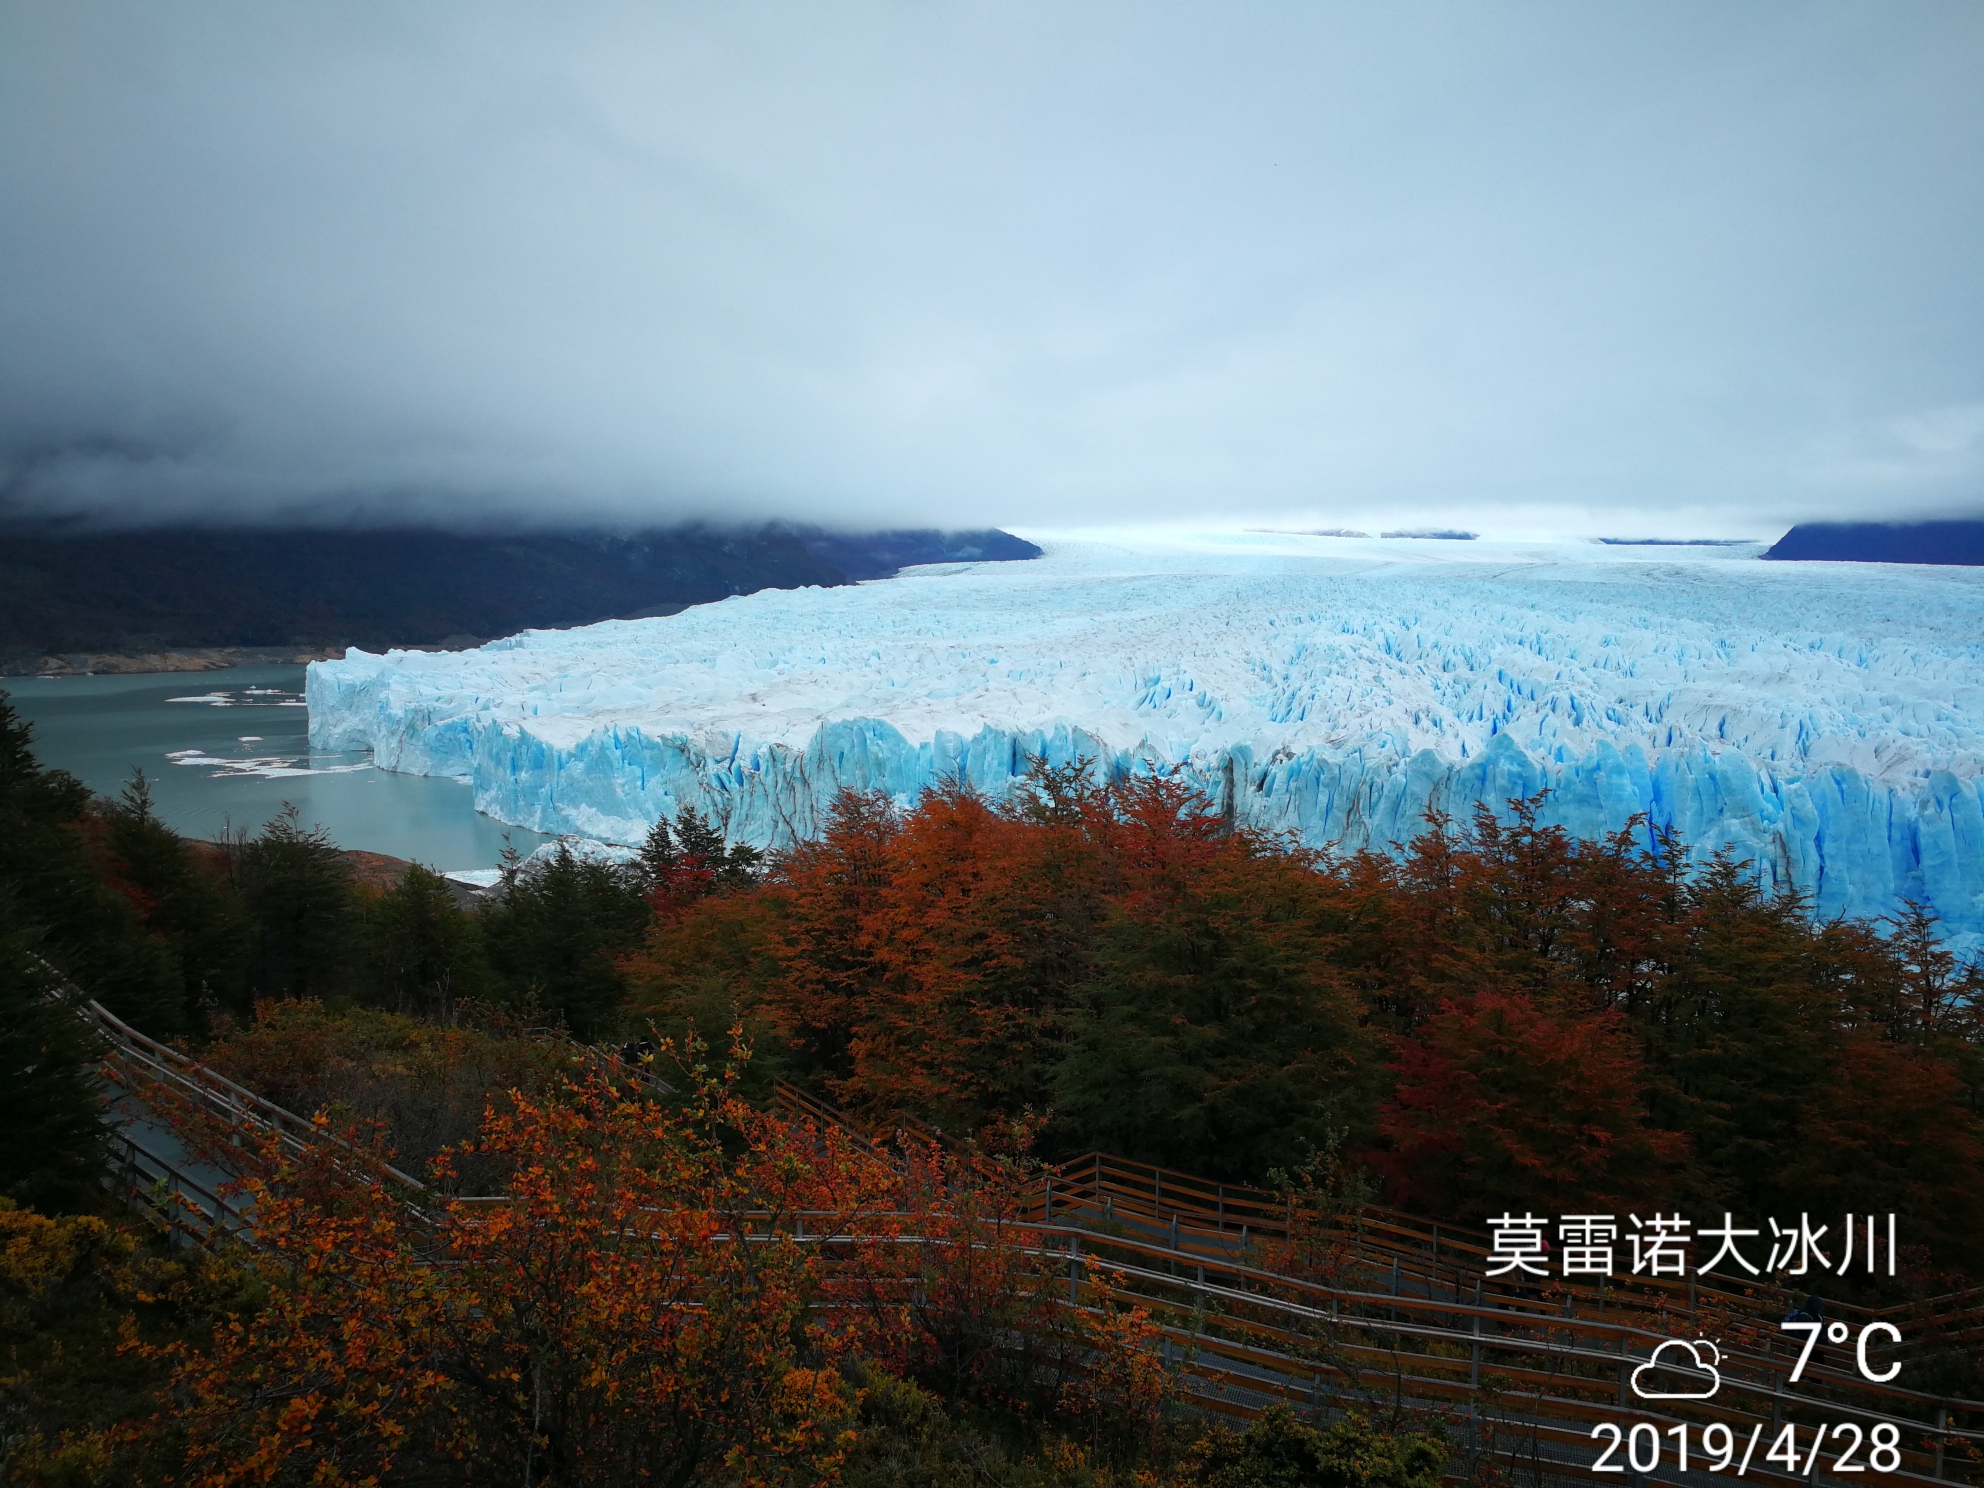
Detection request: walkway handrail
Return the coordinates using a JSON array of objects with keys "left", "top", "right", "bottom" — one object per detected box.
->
[
  {"left": 89, "top": 999, "right": 429, "bottom": 1191},
  {"left": 78, "top": 993, "right": 1984, "bottom": 1483}
]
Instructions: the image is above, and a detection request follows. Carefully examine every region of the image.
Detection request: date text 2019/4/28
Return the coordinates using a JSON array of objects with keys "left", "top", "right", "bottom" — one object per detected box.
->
[{"left": 1590, "top": 1421, "right": 1904, "bottom": 1477}]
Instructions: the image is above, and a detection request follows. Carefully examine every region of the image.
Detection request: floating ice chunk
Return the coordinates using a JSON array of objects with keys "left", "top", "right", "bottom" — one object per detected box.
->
[
  {"left": 519, "top": 837, "right": 642, "bottom": 871},
  {"left": 166, "top": 749, "right": 372, "bottom": 779}
]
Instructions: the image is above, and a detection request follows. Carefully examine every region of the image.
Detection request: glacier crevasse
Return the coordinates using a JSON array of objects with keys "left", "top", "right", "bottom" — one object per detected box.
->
[{"left": 308, "top": 533, "right": 1984, "bottom": 945}]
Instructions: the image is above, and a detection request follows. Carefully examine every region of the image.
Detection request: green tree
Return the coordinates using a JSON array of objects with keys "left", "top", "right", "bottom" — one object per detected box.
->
[
  {"left": 0, "top": 692, "right": 183, "bottom": 1033},
  {"left": 1052, "top": 787, "right": 1373, "bottom": 1181},
  {"left": 101, "top": 770, "right": 252, "bottom": 1021},
  {"left": 363, "top": 864, "right": 489, "bottom": 1018},
  {"left": 481, "top": 843, "right": 652, "bottom": 1038},
  {"left": 0, "top": 919, "right": 109, "bottom": 1213},
  {"left": 1187, "top": 1406, "right": 1445, "bottom": 1488},
  {"left": 230, "top": 804, "right": 359, "bottom": 1002},
  {"left": 1630, "top": 856, "right": 1836, "bottom": 1216},
  {"left": 638, "top": 805, "right": 763, "bottom": 899}
]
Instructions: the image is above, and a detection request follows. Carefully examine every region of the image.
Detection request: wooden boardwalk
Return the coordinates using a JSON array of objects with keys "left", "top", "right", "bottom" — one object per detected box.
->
[
  {"left": 79, "top": 1017, "right": 1984, "bottom": 1488},
  {"left": 774, "top": 1083, "right": 1984, "bottom": 1488}
]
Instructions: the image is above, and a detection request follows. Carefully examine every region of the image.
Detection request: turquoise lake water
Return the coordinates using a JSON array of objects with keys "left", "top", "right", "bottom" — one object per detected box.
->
[{"left": 4, "top": 665, "right": 554, "bottom": 870}]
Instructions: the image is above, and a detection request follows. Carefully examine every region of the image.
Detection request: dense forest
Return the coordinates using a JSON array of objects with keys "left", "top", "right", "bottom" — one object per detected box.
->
[
  {"left": 4, "top": 686, "right": 1982, "bottom": 1484},
  {"left": 623, "top": 765, "right": 1984, "bottom": 1267}
]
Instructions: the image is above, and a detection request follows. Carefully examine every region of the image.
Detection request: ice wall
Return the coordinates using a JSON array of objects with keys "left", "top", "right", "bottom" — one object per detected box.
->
[{"left": 308, "top": 532, "right": 1984, "bottom": 943}]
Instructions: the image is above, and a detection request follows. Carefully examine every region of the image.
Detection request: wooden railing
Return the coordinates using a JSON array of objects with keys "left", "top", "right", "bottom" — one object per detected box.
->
[
  {"left": 82, "top": 1008, "right": 1984, "bottom": 1486},
  {"left": 90, "top": 998, "right": 427, "bottom": 1192},
  {"left": 1030, "top": 1151, "right": 1984, "bottom": 1352},
  {"left": 760, "top": 1080, "right": 1984, "bottom": 1483},
  {"left": 770, "top": 1080, "right": 1984, "bottom": 1350},
  {"left": 1003, "top": 1218, "right": 1984, "bottom": 1487}
]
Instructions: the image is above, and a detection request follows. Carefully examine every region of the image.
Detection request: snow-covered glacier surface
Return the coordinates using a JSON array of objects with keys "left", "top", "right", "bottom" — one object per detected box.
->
[{"left": 308, "top": 530, "right": 1984, "bottom": 942}]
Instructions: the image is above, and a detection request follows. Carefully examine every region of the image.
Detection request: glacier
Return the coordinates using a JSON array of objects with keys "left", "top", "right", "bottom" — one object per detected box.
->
[{"left": 308, "top": 530, "right": 1984, "bottom": 945}]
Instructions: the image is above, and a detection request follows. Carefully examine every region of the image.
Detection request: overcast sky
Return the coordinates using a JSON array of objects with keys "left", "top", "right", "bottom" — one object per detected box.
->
[{"left": 2, "top": 2, "right": 1980, "bottom": 539}]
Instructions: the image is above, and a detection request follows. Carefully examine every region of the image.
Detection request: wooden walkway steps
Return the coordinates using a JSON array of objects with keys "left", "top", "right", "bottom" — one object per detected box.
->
[
  {"left": 771, "top": 1078, "right": 1984, "bottom": 1485},
  {"left": 80, "top": 1031, "right": 1984, "bottom": 1487}
]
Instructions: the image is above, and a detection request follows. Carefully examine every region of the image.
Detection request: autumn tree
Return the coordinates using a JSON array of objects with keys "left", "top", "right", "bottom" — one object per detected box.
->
[
  {"left": 140, "top": 1065, "right": 888, "bottom": 1486},
  {"left": 1052, "top": 778, "right": 1373, "bottom": 1181},
  {"left": 1379, "top": 989, "right": 1684, "bottom": 1219},
  {"left": 0, "top": 1201, "right": 196, "bottom": 1483},
  {"left": 195, "top": 999, "right": 569, "bottom": 1189},
  {"left": 832, "top": 781, "right": 1112, "bottom": 1130},
  {"left": 754, "top": 789, "right": 900, "bottom": 1085},
  {"left": 623, "top": 770, "right": 1984, "bottom": 1271}
]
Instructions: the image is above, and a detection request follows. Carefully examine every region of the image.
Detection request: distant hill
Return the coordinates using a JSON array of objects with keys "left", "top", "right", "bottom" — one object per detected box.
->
[
  {"left": 1762, "top": 519, "right": 1984, "bottom": 566},
  {"left": 1595, "top": 537, "right": 1757, "bottom": 547},
  {"left": 0, "top": 520, "right": 1039, "bottom": 663}
]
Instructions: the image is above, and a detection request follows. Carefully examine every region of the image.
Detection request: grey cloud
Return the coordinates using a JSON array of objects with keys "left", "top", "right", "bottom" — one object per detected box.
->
[{"left": 1, "top": 1, "right": 1979, "bottom": 537}]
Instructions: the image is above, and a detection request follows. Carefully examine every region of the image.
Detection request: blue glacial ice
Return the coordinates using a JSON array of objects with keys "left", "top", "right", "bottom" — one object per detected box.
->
[{"left": 308, "top": 530, "right": 1984, "bottom": 945}]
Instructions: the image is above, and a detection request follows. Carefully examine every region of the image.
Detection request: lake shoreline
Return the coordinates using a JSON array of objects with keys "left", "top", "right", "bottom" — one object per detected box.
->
[
  {"left": 6, "top": 665, "right": 556, "bottom": 870},
  {"left": 4, "top": 637, "right": 515, "bottom": 678},
  {"left": 4, "top": 643, "right": 349, "bottom": 678}
]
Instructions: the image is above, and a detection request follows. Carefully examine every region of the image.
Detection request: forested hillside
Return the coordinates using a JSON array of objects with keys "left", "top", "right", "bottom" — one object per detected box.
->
[
  {"left": 625, "top": 766, "right": 1984, "bottom": 1272},
  {"left": 0, "top": 519, "right": 1039, "bottom": 661}
]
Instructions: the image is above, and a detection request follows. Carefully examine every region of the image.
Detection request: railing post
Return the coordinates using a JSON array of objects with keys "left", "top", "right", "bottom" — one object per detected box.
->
[
  {"left": 1618, "top": 1335, "right": 1629, "bottom": 1406},
  {"left": 1217, "top": 1187, "right": 1224, "bottom": 1232},
  {"left": 1044, "top": 1178, "right": 1052, "bottom": 1222},
  {"left": 1470, "top": 1275, "right": 1483, "bottom": 1389},
  {"left": 1069, "top": 1234, "right": 1082, "bottom": 1304},
  {"left": 1935, "top": 1407, "right": 1947, "bottom": 1479}
]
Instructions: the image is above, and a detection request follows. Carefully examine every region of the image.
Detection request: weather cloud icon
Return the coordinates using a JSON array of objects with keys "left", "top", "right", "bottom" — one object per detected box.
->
[{"left": 1631, "top": 1340, "right": 1723, "bottom": 1400}]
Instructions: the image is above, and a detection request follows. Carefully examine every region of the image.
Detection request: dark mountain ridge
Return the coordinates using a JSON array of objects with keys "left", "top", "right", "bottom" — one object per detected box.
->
[
  {"left": 1762, "top": 518, "right": 1984, "bottom": 566},
  {"left": 0, "top": 519, "right": 1039, "bottom": 663}
]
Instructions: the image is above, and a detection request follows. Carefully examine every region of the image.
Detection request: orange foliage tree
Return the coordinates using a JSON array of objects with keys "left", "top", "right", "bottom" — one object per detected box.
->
[
  {"left": 1379, "top": 991, "right": 1685, "bottom": 1218},
  {"left": 624, "top": 773, "right": 1984, "bottom": 1271},
  {"left": 130, "top": 1041, "right": 1187, "bottom": 1486},
  {"left": 820, "top": 1133, "right": 1079, "bottom": 1407},
  {"left": 135, "top": 1061, "right": 895, "bottom": 1487},
  {"left": 810, "top": 1125, "right": 1184, "bottom": 1460}
]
